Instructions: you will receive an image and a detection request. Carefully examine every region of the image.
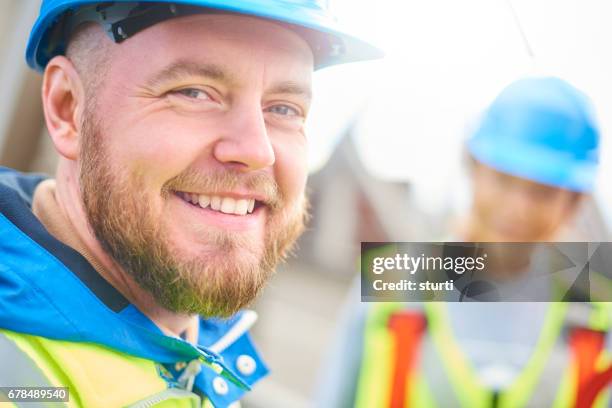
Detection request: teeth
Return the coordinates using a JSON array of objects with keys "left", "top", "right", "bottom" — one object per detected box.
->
[
  {"left": 181, "top": 192, "right": 258, "bottom": 216},
  {"left": 248, "top": 199, "right": 255, "bottom": 214},
  {"left": 235, "top": 199, "right": 248, "bottom": 215},
  {"left": 198, "top": 194, "right": 210, "bottom": 208},
  {"left": 220, "top": 197, "right": 236, "bottom": 214}
]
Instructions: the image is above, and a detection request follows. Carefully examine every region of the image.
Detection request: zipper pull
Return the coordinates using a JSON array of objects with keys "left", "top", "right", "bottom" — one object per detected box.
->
[{"left": 178, "top": 359, "right": 202, "bottom": 391}]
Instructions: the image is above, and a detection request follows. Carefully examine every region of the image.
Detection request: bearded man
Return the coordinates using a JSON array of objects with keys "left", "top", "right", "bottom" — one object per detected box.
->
[{"left": 0, "top": 1, "right": 381, "bottom": 407}]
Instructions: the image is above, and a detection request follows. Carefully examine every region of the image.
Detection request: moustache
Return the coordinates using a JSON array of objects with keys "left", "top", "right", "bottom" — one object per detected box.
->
[{"left": 163, "top": 168, "right": 282, "bottom": 212}]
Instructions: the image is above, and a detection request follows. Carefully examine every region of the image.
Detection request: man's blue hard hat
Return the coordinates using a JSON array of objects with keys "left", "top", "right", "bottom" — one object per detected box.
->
[
  {"left": 467, "top": 77, "right": 600, "bottom": 193},
  {"left": 26, "top": 0, "right": 384, "bottom": 72}
]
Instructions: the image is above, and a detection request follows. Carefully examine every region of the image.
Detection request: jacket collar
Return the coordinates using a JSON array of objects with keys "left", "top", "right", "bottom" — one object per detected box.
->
[{"left": 0, "top": 167, "right": 268, "bottom": 405}]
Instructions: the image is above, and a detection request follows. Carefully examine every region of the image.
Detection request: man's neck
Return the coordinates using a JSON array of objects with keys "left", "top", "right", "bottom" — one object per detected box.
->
[{"left": 35, "top": 161, "right": 198, "bottom": 341}]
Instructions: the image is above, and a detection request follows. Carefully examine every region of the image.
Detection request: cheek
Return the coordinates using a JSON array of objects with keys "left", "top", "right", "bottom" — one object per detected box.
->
[
  {"left": 104, "top": 112, "right": 217, "bottom": 185},
  {"left": 533, "top": 203, "right": 566, "bottom": 229},
  {"left": 272, "top": 136, "right": 308, "bottom": 202},
  {"left": 473, "top": 187, "right": 498, "bottom": 219}
]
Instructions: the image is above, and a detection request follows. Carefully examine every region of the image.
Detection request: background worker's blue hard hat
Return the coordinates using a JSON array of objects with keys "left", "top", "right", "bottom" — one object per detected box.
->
[
  {"left": 467, "top": 77, "right": 600, "bottom": 193},
  {"left": 26, "top": 0, "right": 383, "bottom": 72}
]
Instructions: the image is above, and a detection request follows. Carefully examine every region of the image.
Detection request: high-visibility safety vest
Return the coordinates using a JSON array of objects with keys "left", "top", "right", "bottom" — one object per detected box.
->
[
  {"left": 355, "top": 302, "right": 612, "bottom": 408},
  {"left": 0, "top": 167, "right": 268, "bottom": 408},
  {"left": 0, "top": 328, "right": 204, "bottom": 408}
]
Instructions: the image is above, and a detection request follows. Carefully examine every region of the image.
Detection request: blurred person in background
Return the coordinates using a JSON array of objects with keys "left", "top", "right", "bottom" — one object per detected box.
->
[
  {"left": 317, "top": 77, "right": 612, "bottom": 408},
  {"left": 0, "top": 1, "right": 382, "bottom": 407},
  {"left": 460, "top": 77, "right": 597, "bottom": 244}
]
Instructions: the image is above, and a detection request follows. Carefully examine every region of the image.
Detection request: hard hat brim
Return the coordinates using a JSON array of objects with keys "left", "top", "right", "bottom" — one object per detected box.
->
[
  {"left": 468, "top": 136, "right": 598, "bottom": 193},
  {"left": 26, "top": 0, "right": 384, "bottom": 72}
]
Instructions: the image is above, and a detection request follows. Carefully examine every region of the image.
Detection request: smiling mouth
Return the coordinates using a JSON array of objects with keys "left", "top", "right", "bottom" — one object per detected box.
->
[{"left": 174, "top": 191, "right": 265, "bottom": 216}]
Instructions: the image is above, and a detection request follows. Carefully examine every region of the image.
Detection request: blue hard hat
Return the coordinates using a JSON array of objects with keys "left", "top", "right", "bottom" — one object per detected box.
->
[
  {"left": 26, "top": 0, "right": 384, "bottom": 72},
  {"left": 467, "top": 77, "right": 600, "bottom": 192}
]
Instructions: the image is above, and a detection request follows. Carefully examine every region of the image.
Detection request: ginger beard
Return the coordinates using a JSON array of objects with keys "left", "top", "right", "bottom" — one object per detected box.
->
[{"left": 79, "top": 108, "right": 308, "bottom": 318}]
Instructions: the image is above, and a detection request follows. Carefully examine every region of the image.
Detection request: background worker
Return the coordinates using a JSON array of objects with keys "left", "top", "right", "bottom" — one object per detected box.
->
[
  {"left": 460, "top": 77, "right": 597, "bottom": 243},
  {"left": 317, "top": 76, "right": 611, "bottom": 408}
]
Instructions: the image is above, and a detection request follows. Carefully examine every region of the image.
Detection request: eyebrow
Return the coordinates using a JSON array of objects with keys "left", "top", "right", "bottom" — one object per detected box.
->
[
  {"left": 268, "top": 81, "right": 312, "bottom": 103},
  {"left": 145, "top": 60, "right": 234, "bottom": 88}
]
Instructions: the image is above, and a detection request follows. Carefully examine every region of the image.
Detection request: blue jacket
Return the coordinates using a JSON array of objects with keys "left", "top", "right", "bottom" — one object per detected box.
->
[{"left": 0, "top": 167, "right": 268, "bottom": 407}]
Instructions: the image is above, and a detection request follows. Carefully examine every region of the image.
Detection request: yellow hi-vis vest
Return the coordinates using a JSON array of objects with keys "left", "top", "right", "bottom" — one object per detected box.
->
[
  {"left": 0, "top": 329, "right": 216, "bottom": 408},
  {"left": 355, "top": 302, "right": 611, "bottom": 408}
]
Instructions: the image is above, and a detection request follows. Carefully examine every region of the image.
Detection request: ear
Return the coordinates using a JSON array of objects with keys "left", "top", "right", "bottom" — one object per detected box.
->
[
  {"left": 563, "top": 192, "right": 585, "bottom": 220},
  {"left": 463, "top": 147, "right": 478, "bottom": 172},
  {"left": 41, "top": 55, "right": 85, "bottom": 161}
]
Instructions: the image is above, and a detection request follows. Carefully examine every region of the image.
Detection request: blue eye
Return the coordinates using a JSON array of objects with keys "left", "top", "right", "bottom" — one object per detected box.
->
[
  {"left": 266, "top": 104, "right": 300, "bottom": 117},
  {"left": 174, "top": 88, "right": 210, "bottom": 100}
]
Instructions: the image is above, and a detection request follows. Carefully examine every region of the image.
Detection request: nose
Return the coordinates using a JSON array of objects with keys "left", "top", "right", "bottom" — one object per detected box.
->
[
  {"left": 501, "top": 186, "right": 533, "bottom": 222},
  {"left": 213, "top": 103, "right": 275, "bottom": 171}
]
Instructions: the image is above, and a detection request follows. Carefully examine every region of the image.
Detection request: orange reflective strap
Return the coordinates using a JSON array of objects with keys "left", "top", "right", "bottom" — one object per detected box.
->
[
  {"left": 570, "top": 327, "right": 609, "bottom": 408},
  {"left": 387, "top": 311, "right": 427, "bottom": 408}
]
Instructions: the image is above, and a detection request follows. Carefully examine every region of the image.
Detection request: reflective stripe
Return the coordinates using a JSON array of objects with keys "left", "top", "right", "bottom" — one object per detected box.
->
[
  {"left": 0, "top": 331, "right": 67, "bottom": 408},
  {"left": 387, "top": 311, "right": 426, "bottom": 406},
  {"left": 419, "top": 333, "right": 462, "bottom": 408},
  {"left": 498, "top": 303, "right": 568, "bottom": 408},
  {"left": 524, "top": 340, "right": 570, "bottom": 407},
  {"left": 354, "top": 304, "right": 402, "bottom": 408},
  {"left": 588, "top": 303, "right": 611, "bottom": 332},
  {"left": 126, "top": 388, "right": 201, "bottom": 408},
  {"left": 568, "top": 303, "right": 612, "bottom": 408},
  {"left": 425, "top": 303, "right": 491, "bottom": 408}
]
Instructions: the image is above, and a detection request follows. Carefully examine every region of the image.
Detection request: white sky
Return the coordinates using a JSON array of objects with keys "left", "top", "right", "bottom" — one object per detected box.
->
[{"left": 306, "top": 0, "right": 612, "bottom": 222}]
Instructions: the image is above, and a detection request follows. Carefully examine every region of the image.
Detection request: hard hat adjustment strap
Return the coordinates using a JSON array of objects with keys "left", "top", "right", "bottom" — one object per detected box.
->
[
  {"left": 64, "top": 2, "right": 216, "bottom": 44},
  {"left": 108, "top": 4, "right": 215, "bottom": 43}
]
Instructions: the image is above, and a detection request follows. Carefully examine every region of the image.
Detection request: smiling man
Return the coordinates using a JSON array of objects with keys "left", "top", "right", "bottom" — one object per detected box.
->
[{"left": 0, "top": 1, "right": 381, "bottom": 407}]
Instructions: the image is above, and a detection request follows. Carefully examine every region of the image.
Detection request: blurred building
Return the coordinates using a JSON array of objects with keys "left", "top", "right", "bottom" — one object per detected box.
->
[
  {"left": 0, "top": 1, "right": 54, "bottom": 174},
  {"left": 301, "top": 132, "right": 448, "bottom": 277}
]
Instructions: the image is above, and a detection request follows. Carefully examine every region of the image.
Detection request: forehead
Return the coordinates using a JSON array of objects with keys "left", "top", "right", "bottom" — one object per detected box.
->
[
  {"left": 475, "top": 162, "right": 562, "bottom": 194},
  {"left": 107, "top": 13, "right": 314, "bottom": 86}
]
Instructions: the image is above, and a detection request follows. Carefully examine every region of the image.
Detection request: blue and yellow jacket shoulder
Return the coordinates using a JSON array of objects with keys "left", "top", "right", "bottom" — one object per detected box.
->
[{"left": 0, "top": 167, "right": 268, "bottom": 408}]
